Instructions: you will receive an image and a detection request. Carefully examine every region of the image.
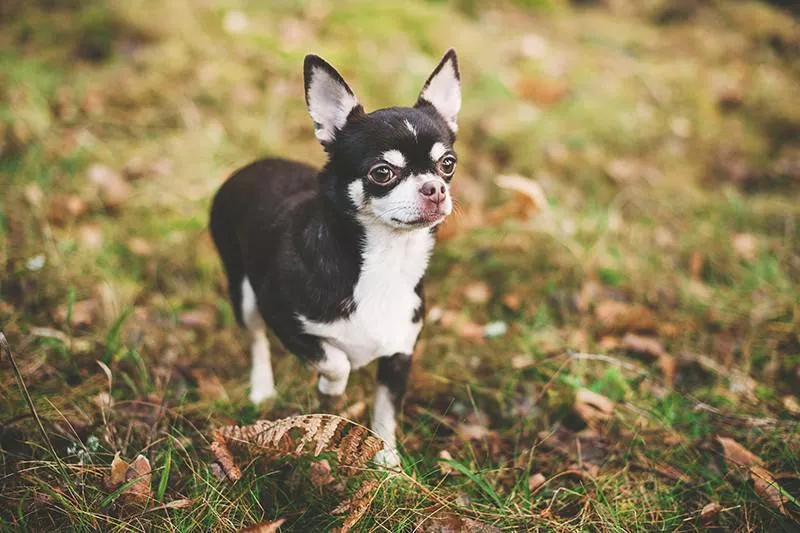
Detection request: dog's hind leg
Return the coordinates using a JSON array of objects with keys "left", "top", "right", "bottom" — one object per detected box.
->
[{"left": 241, "top": 277, "right": 276, "bottom": 403}]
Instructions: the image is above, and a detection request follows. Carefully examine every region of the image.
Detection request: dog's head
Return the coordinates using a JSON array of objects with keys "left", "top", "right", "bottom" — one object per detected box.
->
[{"left": 304, "top": 50, "right": 461, "bottom": 230}]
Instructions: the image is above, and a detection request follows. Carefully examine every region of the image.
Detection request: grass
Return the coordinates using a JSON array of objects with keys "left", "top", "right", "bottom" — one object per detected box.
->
[{"left": 1, "top": 0, "right": 799, "bottom": 530}]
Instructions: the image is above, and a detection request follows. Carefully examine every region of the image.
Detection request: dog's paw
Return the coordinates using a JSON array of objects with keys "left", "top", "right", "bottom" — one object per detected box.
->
[
  {"left": 248, "top": 384, "right": 277, "bottom": 404},
  {"left": 373, "top": 447, "right": 401, "bottom": 469}
]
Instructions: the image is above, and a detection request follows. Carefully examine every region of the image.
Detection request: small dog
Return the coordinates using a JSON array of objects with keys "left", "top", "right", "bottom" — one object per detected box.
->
[{"left": 209, "top": 49, "right": 460, "bottom": 466}]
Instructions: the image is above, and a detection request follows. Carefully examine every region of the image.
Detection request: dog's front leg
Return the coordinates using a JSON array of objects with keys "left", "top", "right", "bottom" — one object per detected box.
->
[
  {"left": 372, "top": 353, "right": 411, "bottom": 468},
  {"left": 315, "top": 343, "right": 351, "bottom": 411}
]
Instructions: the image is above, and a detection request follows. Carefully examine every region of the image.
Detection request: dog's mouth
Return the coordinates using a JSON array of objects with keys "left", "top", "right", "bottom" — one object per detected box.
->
[{"left": 391, "top": 211, "right": 447, "bottom": 227}]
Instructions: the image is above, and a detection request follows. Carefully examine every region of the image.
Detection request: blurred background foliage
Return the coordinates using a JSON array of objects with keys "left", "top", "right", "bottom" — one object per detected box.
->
[{"left": 1, "top": 0, "right": 799, "bottom": 530}]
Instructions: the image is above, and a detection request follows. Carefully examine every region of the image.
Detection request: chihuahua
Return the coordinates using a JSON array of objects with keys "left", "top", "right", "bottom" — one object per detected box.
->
[{"left": 209, "top": 49, "right": 460, "bottom": 466}]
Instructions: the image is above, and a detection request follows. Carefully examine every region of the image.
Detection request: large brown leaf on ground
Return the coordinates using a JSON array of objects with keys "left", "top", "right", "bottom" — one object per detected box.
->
[{"left": 417, "top": 511, "right": 501, "bottom": 532}]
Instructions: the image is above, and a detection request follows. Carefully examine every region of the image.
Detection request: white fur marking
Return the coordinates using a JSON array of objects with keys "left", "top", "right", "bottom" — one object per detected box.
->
[
  {"left": 306, "top": 66, "right": 359, "bottom": 143},
  {"left": 368, "top": 173, "right": 452, "bottom": 227},
  {"left": 316, "top": 343, "right": 351, "bottom": 396},
  {"left": 299, "top": 227, "right": 432, "bottom": 370},
  {"left": 429, "top": 142, "right": 447, "bottom": 162},
  {"left": 372, "top": 384, "right": 400, "bottom": 467},
  {"left": 383, "top": 150, "right": 406, "bottom": 168},
  {"left": 348, "top": 180, "right": 364, "bottom": 207},
  {"left": 242, "top": 277, "right": 276, "bottom": 403},
  {"left": 404, "top": 119, "right": 417, "bottom": 139},
  {"left": 421, "top": 59, "right": 461, "bottom": 133}
]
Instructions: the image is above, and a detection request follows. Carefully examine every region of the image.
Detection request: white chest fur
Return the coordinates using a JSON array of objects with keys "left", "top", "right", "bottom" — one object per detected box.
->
[{"left": 299, "top": 225, "right": 434, "bottom": 368}]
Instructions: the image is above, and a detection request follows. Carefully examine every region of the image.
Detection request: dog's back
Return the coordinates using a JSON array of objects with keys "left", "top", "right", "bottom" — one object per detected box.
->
[{"left": 209, "top": 158, "right": 318, "bottom": 324}]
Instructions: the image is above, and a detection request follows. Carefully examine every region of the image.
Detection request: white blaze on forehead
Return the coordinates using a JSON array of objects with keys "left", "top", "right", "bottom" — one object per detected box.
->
[
  {"left": 382, "top": 150, "right": 406, "bottom": 168},
  {"left": 403, "top": 119, "right": 417, "bottom": 139},
  {"left": 429, "top": 142, "right": 447, "bottom": 162}
]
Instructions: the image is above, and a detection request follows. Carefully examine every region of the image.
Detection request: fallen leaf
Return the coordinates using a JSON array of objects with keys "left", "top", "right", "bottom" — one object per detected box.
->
[
  {"left": 23, "top": 184, "right": 44, "bottom": 208},
  {"left": 309, "top": 459, "right": 335, "bottom": 488},
  {"left": 689, "top": 251, "right": 704, "bottom": 280},
  {"left": 717, "top": 436, "right": 763, "bottom": 479},
  {"left": 516, "top": 76, "right": 568, "bottom": 107},
  {"left": 179, "top": 308, "right": 216, "bottom": 330},
  {"left": 148, "top": 498, "right": 195, "bottom": 512},
  {"left": 658, "top": 354, "right": 677, "bottom": 387},
  {"left": 605, "top": 158, "right": 639, "bottom": 184},
  {"left": 127, "top": 237, "right": 153, "bottom": 257},
  {"left": 418, "top": 512, "right": 501, "bottom": 533},
  {"left": 124, "top": 454, "right": 152, "bottom": 501},
  {"left": 53, "top": 299, "right": 97, "bottom": 328},
  {"left": 782, "top": 395, "right": 800, "bottom": 415},
  {"left": 92, "top": 392, "right": 114, "bottom": 411},
  {"left": 210, "top": 432, "right": 241, "bottom": 481},
  {"left": 464, "top": 281, "right": 491, "bottom": 304},
  {"left": 621, "top": 333, "right": 665, "bottom": 358},
  {"left": 495, "top": 174, "right": 548, "bottom": 213},
  {"left": 574, "top": 389, "right": 615, "bottom": 425},
  {"left": 700, "top": 502, "right": 721, "bottom": 522},
  {"left": 88, "top": 163, "right": 131, "bottom": 210},
  {"left": 109, "top": 452, "right": 129, "bottom": 487},
  {"left": 511, "top": 354, "right": 535, "bottom": 369},
  {"left": 437, "top": 450, "right": 460, "bottom": 476},
  {"left": 240, "top": 518, "right": 286, "bottom": 533},
  {"left": 48, "top": 194, "right": 88, "bottom": 226},
  {"left": 77, "top": 223, "right": 104, "bottom": 250},
  {"left": 750, "top": 466, "right": 788, "bottom": 517},
  {"left": 456, "top": 424, "right": 493, "bottom": 441},
  {"left": 190, "top": 369, "right": 227, "bottom": 401},
  {"left": 732, "top": 233, "right": 758, "bottom": 261},
  {"left": 339, "top": 401, "right": 366, "bottom": 420},
  {"left": 595, "top": 300, "right": 655, "bottom": 332},
  {"left": 502, "top": 293, "right": 521, "bottom": 311},
  {"left": 457, "top": 320, "right": 485, "bottom": 342},
  {"left": 528, "top": 472, "right": 546, "bottom": 493}
]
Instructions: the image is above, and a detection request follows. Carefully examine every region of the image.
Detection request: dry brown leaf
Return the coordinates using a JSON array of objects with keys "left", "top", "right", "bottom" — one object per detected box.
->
[
  {"left": 23, "top": 184, "right": 44, "bottom": 209},
  {"left": 495, "top": 174, "right": 548, "bottom": 213},
  {"left": 191, "top": 369, "right": 228, "bottom": 401},
  {"left": 516, "top": 76, "right": 568, "bottom": 107},
  {"left": 528, "top": 472, "right": 547, "bottom": 493},
  {"left": 574, "top": 389, "right": 615, "bottom": 425},
  {"left": 717, "top": 436, "right": 763, "bottom": 479},
  {"left": 240, "top": 518, "right": 286, "bottom": 533},
  {"left": 502, "top": 293, "right": 521, "bottom": 311},
  {"left": 621, "top": 333, "right": 665, "bottom": 358},
  {"left": 659, "top": 354, "right": 677, "bottom": 387},
  {"left": 689, "top": 251, "right": 704, "bottom": 280},
  {"left": 511, "top": 354, "right": 535, "bottom": 370},
  {"left": 109, "top": 452, "right": 129, "bottom": 487},
  {"left": 437, "top": 450, "right": 460, "bottom": 476},
  {"left": 338, "top": 401, "right": 366, "bottom": 420},
  {"left": 77, "top": 223, "right": 104, "bottom": 250},
  {"left": 88, "top": 163, "right": 132, "bottom": 210},
  {"left": 309, "top": 459, "right": 335, "bottom": 488},
  {"left": 417, "top": 511, "right": 501, "bottom": 532},
  {"left": 332, "top": 479, "right": 378, "bottom": 532},
  {"left": 464, "top": 281, "right": 491, "bottom": 304},
  {"left": 124, "top": 454, "right": 152, "bottom": 501},
  {"left": 595, "top": 300, "right": 655, "bottom": 332},
  {"left": 456, "top": 424, "right": 493, "bottom": 441},
  {"left": 48, "top": 194, "right": 88, "bottom": 226},
  {"left": 127, "top": 237, "right": 153, "bottom": 257},
  {"left": 750, "top": 466, "right": 788, "bottom": 517},
  {"left": 179, "top": 309, "right": 216, "bottom": 330},
  {"left": 53, "top": 299, "right": 97, "bottom": 328},
  {"left": 700, "top": 502, "right": 721, "bottom": 522},
  {"left": 211, "top": 432, "right": 242, "bottom": 481},
  {"left": 782, "top": 395, "right": 800, "bottom": 415},
  {"left": 149, "top": 498, "right": 195, "bottom": 511},
  {"left": 457, "top": 320, "right": 485, "bottom": 342},
  {"left": 732, "top": 233, "right": 758, "bottom": 261}
]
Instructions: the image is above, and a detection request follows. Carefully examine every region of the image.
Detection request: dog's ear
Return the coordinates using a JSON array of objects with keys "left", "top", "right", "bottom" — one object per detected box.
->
[
  {"left": 415, "top": 49, "right": 461, "bottom": 133},
  {"left": 304, "top": 55, "right": 364, "bottom": 145}
]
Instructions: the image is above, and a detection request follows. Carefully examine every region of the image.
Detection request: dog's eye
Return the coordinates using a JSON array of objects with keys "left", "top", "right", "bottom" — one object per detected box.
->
[
  {"left": 437, "top": 155, "right": 457, "bottom": 178},
  {"left": 368, "top": 164, "right": 396, "bottom": 185}
]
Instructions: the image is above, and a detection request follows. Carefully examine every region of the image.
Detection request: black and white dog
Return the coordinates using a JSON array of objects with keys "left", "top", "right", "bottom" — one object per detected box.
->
[{"left": 209, "top": 50, "right": 460, "bottom": 466}]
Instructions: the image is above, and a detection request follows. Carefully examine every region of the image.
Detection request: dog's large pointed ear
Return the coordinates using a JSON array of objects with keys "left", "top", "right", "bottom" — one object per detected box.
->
[
  {"left": 415, "top": 49, "right": 461, "bottom": 133},
  {"left": 304, "top": 55, "right": 364, "bottom": 145}
]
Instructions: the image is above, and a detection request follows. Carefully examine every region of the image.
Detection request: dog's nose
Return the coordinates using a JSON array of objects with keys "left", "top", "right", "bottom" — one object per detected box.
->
[{"left": 420, "top": 181, "right": 447, "bottom": 205}]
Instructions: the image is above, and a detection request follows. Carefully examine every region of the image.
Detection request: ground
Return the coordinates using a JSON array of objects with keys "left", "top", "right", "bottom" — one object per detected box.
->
[{"left": 1, "top": 0, "right": 799, "bottom": 531}]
